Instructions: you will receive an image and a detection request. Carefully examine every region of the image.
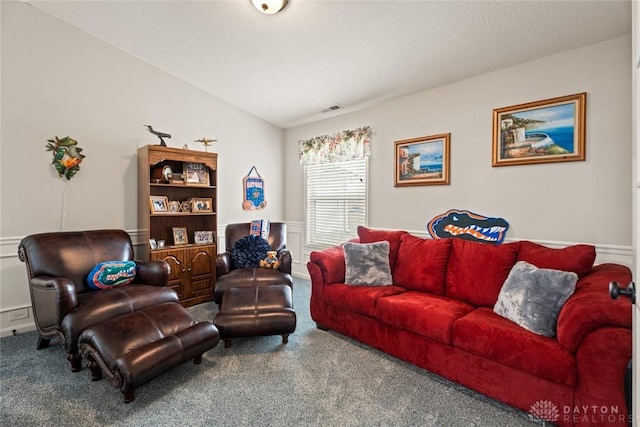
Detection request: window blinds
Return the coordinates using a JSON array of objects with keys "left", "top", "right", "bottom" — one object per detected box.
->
[{"left": 305, "top": 158, "right": 368, "bottom": 247}]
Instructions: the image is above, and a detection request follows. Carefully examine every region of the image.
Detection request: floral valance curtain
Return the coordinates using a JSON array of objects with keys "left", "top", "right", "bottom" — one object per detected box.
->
[{"left": 298, "top": 126, "right": 372, "bottom": 166}]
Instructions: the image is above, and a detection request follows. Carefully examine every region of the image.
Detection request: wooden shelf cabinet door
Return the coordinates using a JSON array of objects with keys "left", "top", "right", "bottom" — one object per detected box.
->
[
  {"left": 151, "top": 244, "right": 216, "bottom": 307},
  {"left": 152, "top": 248, "right": 186, "bottom": 300},
  {"left": 184, "top": 245, "right": 216, "bottom": 303}
]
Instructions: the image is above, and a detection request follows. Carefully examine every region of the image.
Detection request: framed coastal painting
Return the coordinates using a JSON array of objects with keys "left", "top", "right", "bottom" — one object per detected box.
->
[
  {"left": 492, "top": 93, "right": 586, "bottom": 167},
  {"left": 394, "top": 133, "right": 450, "bottom": 186}
]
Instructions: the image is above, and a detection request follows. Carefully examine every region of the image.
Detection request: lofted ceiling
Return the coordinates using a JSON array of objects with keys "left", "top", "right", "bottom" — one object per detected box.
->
[{"left": 29, "top": 0, "right": 632, "bottom": 129}]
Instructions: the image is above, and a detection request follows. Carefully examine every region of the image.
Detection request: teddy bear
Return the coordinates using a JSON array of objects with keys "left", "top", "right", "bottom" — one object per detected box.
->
[{"left": 259, "top": 250, "right": 280, "bottom": 270}]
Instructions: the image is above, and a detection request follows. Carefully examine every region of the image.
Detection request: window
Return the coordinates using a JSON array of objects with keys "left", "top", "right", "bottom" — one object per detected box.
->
[{"left": 305, "top": 158, "right": 368, "bottom": 247}]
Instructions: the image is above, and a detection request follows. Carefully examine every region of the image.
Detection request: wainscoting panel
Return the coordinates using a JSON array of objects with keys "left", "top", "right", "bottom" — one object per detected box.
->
[{"left": 1, "top": 226, "right": 633, "bottom": 337}]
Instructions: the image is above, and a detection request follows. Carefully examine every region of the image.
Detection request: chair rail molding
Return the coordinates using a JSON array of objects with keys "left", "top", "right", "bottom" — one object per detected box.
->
[
  {"left": 294, "top": 227, "right": 634, "bottom": 280},
  {"left": 1, "top": 226, "right": 632, "bottom": 337}
]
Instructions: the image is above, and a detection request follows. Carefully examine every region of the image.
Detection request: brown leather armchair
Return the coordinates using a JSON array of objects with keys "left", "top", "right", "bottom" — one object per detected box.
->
[
  {"left": 214, "top": 222, "right": 293, "bottom": 304},
  {"left": 18, "top": 229, "right": 177, "bottom": 372}
]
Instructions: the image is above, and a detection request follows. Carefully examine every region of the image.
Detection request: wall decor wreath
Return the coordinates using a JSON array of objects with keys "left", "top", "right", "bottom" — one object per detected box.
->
[{"left": 46, "top": 136, "right": 85, "bottom": 180}]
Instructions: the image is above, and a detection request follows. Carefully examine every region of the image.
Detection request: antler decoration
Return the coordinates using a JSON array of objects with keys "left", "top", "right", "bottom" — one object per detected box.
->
[{"left": 46, "top": 136, "right": 86, "bottom": 180}]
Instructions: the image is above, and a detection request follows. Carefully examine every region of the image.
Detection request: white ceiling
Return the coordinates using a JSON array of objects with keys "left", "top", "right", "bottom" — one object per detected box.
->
[{"left": 29, "top": 0, "right": 632, "bottom": 129}]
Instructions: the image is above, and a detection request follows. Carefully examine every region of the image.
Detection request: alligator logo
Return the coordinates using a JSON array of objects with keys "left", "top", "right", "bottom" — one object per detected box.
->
[{"left": 427, "top": 209, "right": 509, "bottom": 244}]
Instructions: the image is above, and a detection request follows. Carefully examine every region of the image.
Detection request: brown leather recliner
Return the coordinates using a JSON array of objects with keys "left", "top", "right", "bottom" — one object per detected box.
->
[
  {"left": 214, "top": 222, "right": 293, "bottom": 304},
  {"left": 18, "top": 229, "right": 177, "bottom": 372}
]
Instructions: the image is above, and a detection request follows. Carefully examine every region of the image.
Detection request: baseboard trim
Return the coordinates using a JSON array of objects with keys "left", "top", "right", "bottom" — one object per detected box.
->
[{"left": 1, "top": 323, "right": 36, "bottom": 338}]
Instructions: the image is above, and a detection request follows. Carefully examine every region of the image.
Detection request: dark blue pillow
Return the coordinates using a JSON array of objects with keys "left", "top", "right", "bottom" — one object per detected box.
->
[{"left": 232, "top": 235, "right": 270, "bottom": 268}]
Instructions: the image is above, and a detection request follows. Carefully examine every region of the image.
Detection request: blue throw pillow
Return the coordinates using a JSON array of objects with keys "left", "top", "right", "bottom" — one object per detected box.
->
[
  {"left": 87, "top": 261, "right": 137, "bottom": 290},
  {"left": 232, "top": 235, "right": 270, "bottom": 268}
]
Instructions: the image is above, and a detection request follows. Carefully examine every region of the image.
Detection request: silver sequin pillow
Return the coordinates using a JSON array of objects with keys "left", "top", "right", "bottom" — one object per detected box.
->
[
  {"left": 494, "top": 260, "right": 578, "bottom": 337},
  {"left": 343, "top": 241, "right": 393, "bottom": 286}
]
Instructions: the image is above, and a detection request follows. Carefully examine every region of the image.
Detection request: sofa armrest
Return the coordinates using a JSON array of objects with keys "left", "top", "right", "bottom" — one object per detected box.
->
[
  {"left": 277, "top": 249, "right": 293, "bottom": 275},
  {"left": 216, "top": 252, "right": 233, "bottom": 278},
  {"left": 134, "top": 260, "right": 170, "bottom": 286},
  {"left": 30, "top": 276, "right": 78, "bottom": 329},
  {"left": 308, "top": 244, "right": 347, "bottom": 286},
  {"left": 557, "top": 263, "right": 632, "bottom": 353}
]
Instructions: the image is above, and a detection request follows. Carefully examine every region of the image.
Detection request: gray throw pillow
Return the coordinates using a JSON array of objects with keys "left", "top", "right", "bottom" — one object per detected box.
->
[
  {"left": 343, "top": 241, "right": 393, "bottom": 286},
  {"left": 493, "top": 260, "right": 578, "bottom": 337}
]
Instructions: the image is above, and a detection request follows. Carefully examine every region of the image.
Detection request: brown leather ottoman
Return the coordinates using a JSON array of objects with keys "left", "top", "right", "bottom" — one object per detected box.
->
[
  {"left": 213, "top": 284, "right": 296, "bottom": 348},
  {"left": 78, "top": 302, "right": 219, "bottom": 403}
]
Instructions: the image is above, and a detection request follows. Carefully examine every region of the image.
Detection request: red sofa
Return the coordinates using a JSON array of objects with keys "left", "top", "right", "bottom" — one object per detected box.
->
[{"left": 307, "top": 227, "right": 632, "bottom": 427}]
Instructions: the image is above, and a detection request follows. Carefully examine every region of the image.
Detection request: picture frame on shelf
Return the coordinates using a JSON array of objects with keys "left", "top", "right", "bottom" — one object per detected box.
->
[
  {"left": 394, "top": 133, "right": 450, "bottom": 187},
  {"left": 172, "top": 226, "right": 188, "bottom": 245},
  {"left": 184, "top": 162, "right": 210, "bottom": 186},
  {"left": 191, "top": 197, "right": 213, "bottom": 213},
  {"left": 149, "top": 238, "right": 158, "bottom": 250},
  {"left": 181, "top": 200, "right": 192, "bottom": 213},
  {"left": 492, "top": 92, "right": 586, "bottom": 167},
  {"left": 168, "top": 200, "right": 181, "bottom": 213},
  {"left": 149, "top": 195, "right": 169, "bottom": 214},
  {"left": 194, "top": 230, "right": 214, "bottom": 245}
]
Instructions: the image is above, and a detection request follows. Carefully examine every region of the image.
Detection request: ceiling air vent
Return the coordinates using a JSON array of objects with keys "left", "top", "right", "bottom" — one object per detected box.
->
[{"left": 320, "top": 104, "right": 342, "bottom": 113}]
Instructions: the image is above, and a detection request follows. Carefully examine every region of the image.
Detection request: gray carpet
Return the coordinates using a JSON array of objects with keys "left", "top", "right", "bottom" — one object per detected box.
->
[{"left": 0, "top": 278, "right": 540, "bottom": 426}]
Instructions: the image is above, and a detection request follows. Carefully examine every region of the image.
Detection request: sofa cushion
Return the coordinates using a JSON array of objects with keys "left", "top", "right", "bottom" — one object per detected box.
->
[
  {"left": 453, "top": 308, "right": 576, "bottom": 386},
  {"left": 393, "top": 235, "right": 451, "bottom": 295},
  {"left": 357, "top": 226, "right": 409, "bottom": 270},
  {"left": 518, "top": 240, "right": 596, "bottom": 278},
  {"left": 324, "top": 283, "right": 406, "bottom": 318},
  {"left": 445, "top": 239, "right": 519, "bottom": 307},
  {"left": 375, "top": 291, "right": 474, "bottom": 344},
  {"left": 494, "top": 261, "right": 578, "bottom": 337},
  {"left": 343, "top": 241, "right": 393, "bottom": 286}
]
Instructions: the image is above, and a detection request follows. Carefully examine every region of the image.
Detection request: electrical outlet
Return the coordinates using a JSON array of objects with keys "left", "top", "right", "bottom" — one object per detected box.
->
[{"left": 8, "top": 309, "right": 29, "bottom": 321}]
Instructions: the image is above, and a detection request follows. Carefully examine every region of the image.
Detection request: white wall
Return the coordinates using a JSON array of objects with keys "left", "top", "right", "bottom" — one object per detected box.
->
[
  {"left": 0, "top": 2, "right": 285, "bottom": 334},
  {"left": 284, "top": 35, "right": 633, "bottom": 277}
]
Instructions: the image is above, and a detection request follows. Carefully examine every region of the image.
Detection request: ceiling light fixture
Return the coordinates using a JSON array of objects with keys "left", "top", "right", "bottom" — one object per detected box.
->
[{"left": 251, "top": 0, "right": 289, "bottom": 15}]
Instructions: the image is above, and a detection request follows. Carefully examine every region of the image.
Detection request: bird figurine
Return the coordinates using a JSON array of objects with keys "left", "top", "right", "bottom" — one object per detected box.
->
[
  {"left": 144, "top": 125, "right": 171, "bottom": 146},
  {"left": 194, "top": 138, "right": 217, "bottom": 152}
]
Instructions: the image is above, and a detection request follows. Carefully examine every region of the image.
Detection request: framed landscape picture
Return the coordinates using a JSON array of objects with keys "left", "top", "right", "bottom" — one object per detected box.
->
[
  {"left": 492, "top": 93, "right": 586, "bottom": 167},
  {"left": 394, "top": 133, "right": 450, "bottom": 186}
]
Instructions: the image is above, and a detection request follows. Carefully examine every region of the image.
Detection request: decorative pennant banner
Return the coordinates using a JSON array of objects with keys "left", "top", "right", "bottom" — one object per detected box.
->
[
  {"left": 427, "top": 209, "right": 509, "bottom": 244},
  {"left": 243, "top": 166, "right": 267, "bottom": 210}
]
